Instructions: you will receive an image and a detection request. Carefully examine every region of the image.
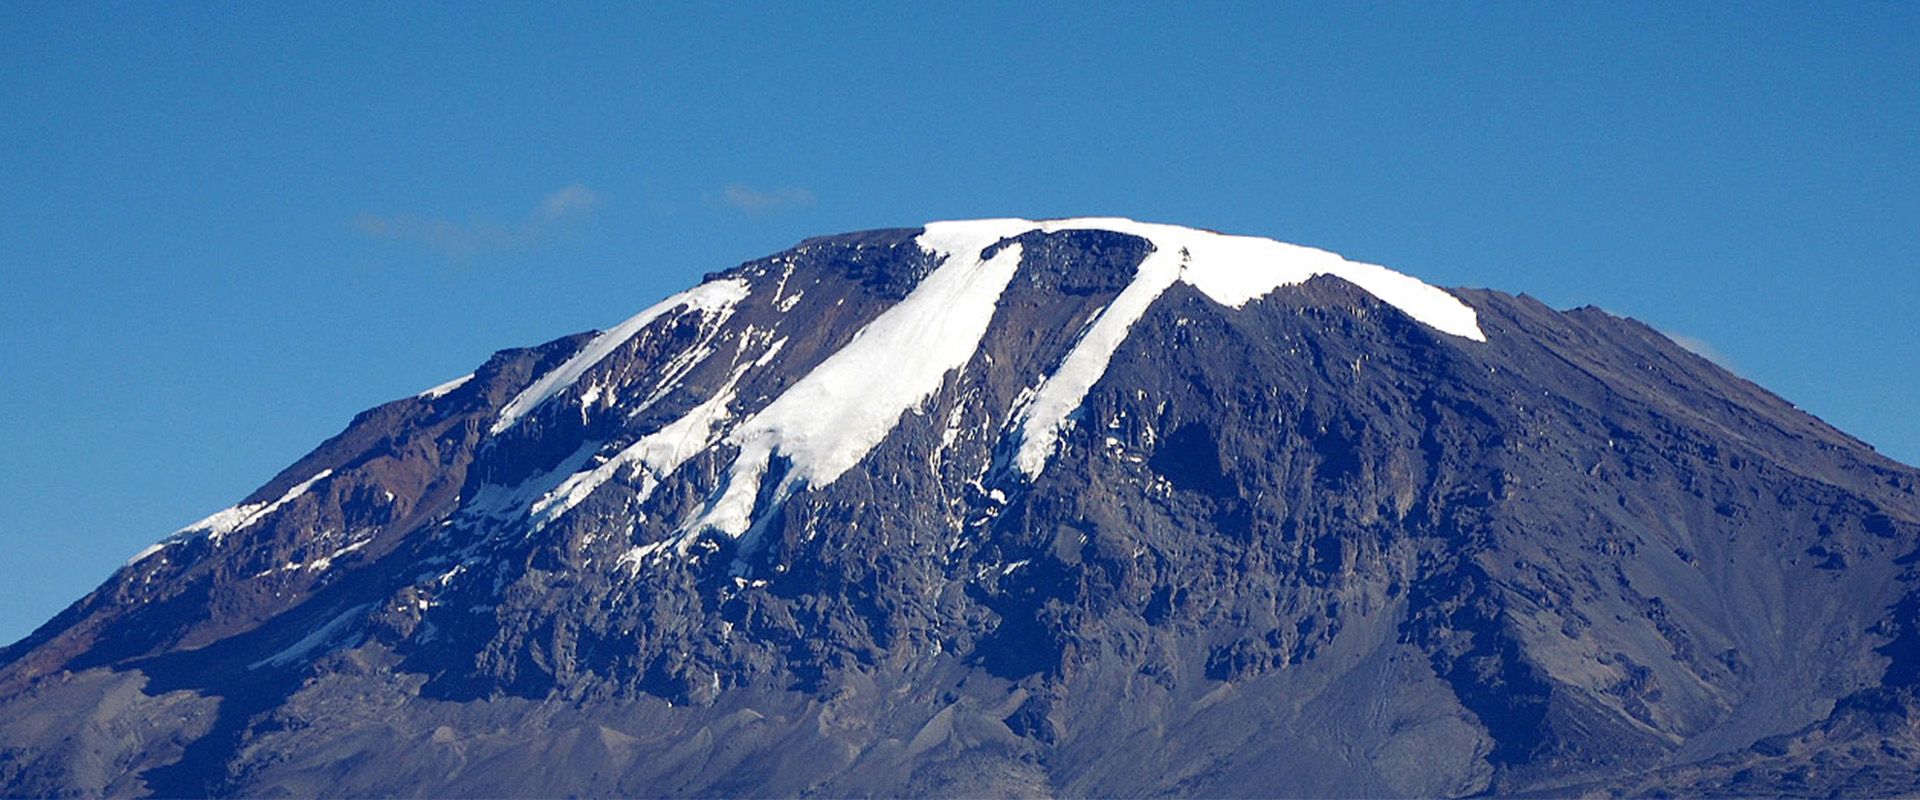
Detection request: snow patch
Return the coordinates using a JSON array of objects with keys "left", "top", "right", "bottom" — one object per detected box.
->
[
  {"left": 249, "top": 604, "right": 369, "bottom": 670},
  {"left": 940, "top": 400, "right": 968, "bottom": 454},
  {"left": 126, "top": 541, "right": 171, "bottom": 567},
  {"left": 418, "top": 373, "right": 473, "bottom": 400},
  {"left": 278, "top": 537, "right": 372, "bottom": 573},
  {"left": 683, "top": 222, "right": 1030, "bottom": 543},
  {"left": 461, "top": 442, "right": 601, "bottom": 521},
  {"left": 492, "top": 277, "right": 750, "bottom": 435},
  {"left": 924, "top": 218, "right": 1482, "bottom": 339},
  {"left": 163, "top": 468, "right": 334, "bottom": 551},
  {"left": 529, "top": 339, "right": 787, "bottom": 530}
]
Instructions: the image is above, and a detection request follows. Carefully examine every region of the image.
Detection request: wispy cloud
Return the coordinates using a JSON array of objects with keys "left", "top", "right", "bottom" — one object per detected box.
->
[
  {"left": 1664, "top": 330, "right": 1739, "bottom": 374},
  {"left": 355, "top": 183, "right": 602, "bottom": 259},
  {"left": 717, "top": 183, "right": 817, "bottom": 216},
  {"left": 537, "top": 183, "right": 601, "bottom": 220}
]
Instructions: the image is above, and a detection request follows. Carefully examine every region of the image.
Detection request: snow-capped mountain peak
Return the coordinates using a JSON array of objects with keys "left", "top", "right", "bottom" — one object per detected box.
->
[
  {"left": 466, "top": 218, "right": 1487, "bottom": 557},
  {"left": 14, "top": 219, "right": 1912, "bottom": 799}
]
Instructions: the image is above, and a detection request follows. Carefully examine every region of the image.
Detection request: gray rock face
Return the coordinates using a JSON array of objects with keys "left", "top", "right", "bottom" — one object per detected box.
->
[{"left": 3, "top": 220, "right": 1919, "bottom": 797}]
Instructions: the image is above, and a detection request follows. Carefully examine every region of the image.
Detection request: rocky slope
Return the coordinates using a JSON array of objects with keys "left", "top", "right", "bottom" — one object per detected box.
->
[{"left": 3, "top": 219, "right": 1918, "bottom": 797}]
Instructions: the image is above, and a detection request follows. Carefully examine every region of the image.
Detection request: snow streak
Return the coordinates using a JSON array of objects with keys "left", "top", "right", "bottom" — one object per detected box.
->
[
  {"left": 492, "top": 278, "right": 750, "bottom": 435},
  {"left": 683, "top": 222, "right": 1030, "bottom": 543},
  {"left": 132, "top": 468, "right": 336, "bottom": 565}
]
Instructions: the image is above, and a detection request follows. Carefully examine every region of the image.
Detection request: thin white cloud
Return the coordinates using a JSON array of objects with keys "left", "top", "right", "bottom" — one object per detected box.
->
[
  {"left": 356, "top": 183, "right": 602, "bottom": 259},
  {"left": 353, "top": 213, "right": 515, "bottom": 259},
  {"left": 538, "top": 183, "right": 602, "bottom": 220},
  {"left": 1664, "top": 330, "right": 1739, "bottom": 374},
  {"left": 719, "top": 183, "right": 817, "bottom": 216}
]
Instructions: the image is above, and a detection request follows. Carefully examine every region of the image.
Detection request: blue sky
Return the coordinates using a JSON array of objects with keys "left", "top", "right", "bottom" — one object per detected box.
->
[{"left": 2, "top": 2, "right": 1915, "bottom": 646}]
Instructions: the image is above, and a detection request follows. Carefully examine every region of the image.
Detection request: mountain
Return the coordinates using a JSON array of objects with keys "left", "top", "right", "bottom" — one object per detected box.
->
[{"left": 3, "top": 218, "right": 1918, "bottom": 797}]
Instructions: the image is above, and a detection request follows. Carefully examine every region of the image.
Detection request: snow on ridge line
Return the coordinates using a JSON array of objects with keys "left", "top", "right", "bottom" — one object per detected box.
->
[
  {"left": 683, "top": 224, "right": 1031, "bottom": 541},
  {"left": 938, "top": 217, "right": 1485, "bottom": 340},
  {"left": 934, "top": 217, "right": 1486, "bottom": 479},
  {"left": 491, "top": 278, "right": 751, "bottom": 436},
  {"left": 180, "top": 468, "right": 332, "bottom": 541},
  {"left": 126, "top": 541, "right": 171, "bottom": 567},
  {"left": 418, "top": 373, "right": 473, "bottom": 400},
  {"left": 133, "top": 468, "right": 337, "bottom": 565}
]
